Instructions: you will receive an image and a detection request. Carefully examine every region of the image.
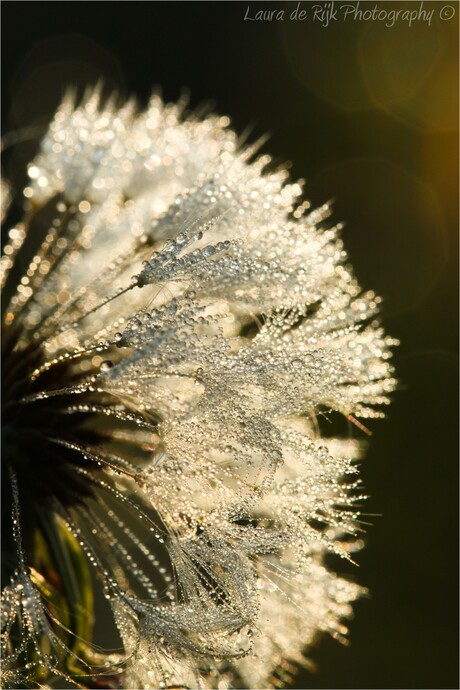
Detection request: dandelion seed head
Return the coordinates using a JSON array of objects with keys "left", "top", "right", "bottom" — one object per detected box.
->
[{"left": 1, "top": 87, "right": 396, "bottom": 689}]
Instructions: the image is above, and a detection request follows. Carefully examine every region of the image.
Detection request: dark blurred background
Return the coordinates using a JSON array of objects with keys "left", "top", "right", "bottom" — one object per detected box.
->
[{"left": 2, "top": 2, "right": 458, "bottom": 688}]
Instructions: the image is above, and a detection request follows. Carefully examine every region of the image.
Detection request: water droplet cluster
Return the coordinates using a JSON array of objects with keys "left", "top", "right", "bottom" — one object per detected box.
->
[{"left": 1, "top": 87, "right": 397, "bottom": 689}]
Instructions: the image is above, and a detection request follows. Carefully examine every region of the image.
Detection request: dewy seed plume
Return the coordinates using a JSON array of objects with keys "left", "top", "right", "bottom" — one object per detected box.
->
[{"left": 1, "top": 88, "right": 397, "bottom": 689}]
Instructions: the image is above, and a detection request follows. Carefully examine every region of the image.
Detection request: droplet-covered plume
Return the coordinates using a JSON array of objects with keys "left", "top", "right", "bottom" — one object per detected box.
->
[{"left": 1, "top": 88, "right": 397, "bottom": 689}]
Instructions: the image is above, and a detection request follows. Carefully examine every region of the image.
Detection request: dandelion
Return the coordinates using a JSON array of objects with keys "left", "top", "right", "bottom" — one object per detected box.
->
[{"left": 1, "top": 88, "right": 397, "bottom": 689}]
